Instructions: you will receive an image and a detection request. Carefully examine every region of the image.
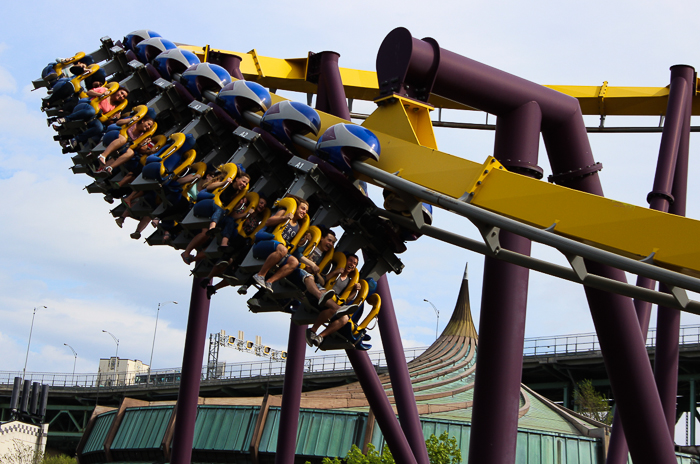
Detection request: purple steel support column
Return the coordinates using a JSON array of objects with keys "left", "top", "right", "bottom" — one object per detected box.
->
[
  {"left": 545, "top": 127, "right": 677, "bottom": 464},
  {"left": 315, "top": 49, "right": 426, "bottom": 463},
  {"left": 376, "top": 276, "right": 430, "bottom": 464},
  {"left": 545, "top": 121, "right": 676, "bottom": 464},
  {"left": 578, "top": 262, "right": 674, "bottom": 464},
  {"left": 315, "top": 52, "right": 351, "bottom": 120},
  {"left": 170, "top": 277, "right": 212, "bottom": 464},
  {"left": 274, "top": 323, "right": 307, "bottom": 464},
  {"left": 376, "top": 27, "right": 677, "bottom": 464},
  {"left": 469, "top": 101, "right": 542, "bottom": 464},
  {"left": 346, "top": 349, "right": 418, "bottom": 464},
  {"left": 606, "top": 64, "right": 694, "bottom": 464},
  {"left": 605, "top": 276, "right": 656, "bottom": 464},
  {"left": 207, "top": 52, "right": 244, "bottom": 80},
  {"left": 655, "top": 283, "right": 681, "bottom": 430},
  {"left": 377, "top": 27, "right": 596, "bottom": 120},
  {"left": 655, "top": 64, "right": 694, "bottom": 436},
  {"left": 276, "top": 50, "right": 353, "bottom": 464}
]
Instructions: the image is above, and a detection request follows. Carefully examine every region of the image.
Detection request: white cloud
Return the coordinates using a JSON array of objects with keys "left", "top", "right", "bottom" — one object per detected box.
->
[
  {"left": 0, "top": 42, "right": 16, "bottom": 93},
  {"left": 0, "top": 66, "right": 17, "bottom": 93},
  {"left": 0, "top": 95, "right": 50, "bottom": 143},
  {"left": 0, "top": 2, "right": 697, "bottom": 404}
]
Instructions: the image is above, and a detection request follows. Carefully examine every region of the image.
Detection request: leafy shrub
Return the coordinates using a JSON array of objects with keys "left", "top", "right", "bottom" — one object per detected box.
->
[
  {"left": 42, "top": 455, "right": 76, "bottom": 464},
  {"left": 309, "top": 432, "right": 460, "bottom": 464}
]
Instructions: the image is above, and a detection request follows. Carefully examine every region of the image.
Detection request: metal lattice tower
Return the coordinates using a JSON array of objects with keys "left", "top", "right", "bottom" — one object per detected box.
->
[{"left": 206, "top": 333, "right": 220, "bottom": 380}]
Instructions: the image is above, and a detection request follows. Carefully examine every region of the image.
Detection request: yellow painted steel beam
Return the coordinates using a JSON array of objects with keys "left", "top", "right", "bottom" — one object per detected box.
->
[
  {"left": 177, "top": 44, "right": 699, "bottom": 116},
  {"left": 469, "top": 164, "right": 700, "bottom": 278},
  {"left": 549, "top": 84, "right": 676, "bottom": 116},
  {"left": 179, "top": 44, "right": 380, "bottom": 99},
  {"left": 177, "top": 45, "right": 700, "bottom": 277},
  {"left": 301, "top": 98, "right": 700, "bottom": 278}
]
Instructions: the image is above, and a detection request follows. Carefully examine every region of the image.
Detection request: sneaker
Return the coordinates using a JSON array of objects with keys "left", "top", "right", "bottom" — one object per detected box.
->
[
  {"left": 305, "top": 329, "right": 314, "bottom": 347},
  {"left": 95, "top": 165, "right": 112, "bottom": 177},
  {"left": 265, "top": 281, "right": 274, "bottom": 293},
  {"left": 252, "top": 274, "right": 267, "bottom": 289},
  {"left": 318, "top": 289, "right": 336, "bottom": 308},
  {"left": 130, "top": 232, "right": 141, "bottom": 240},
  {"left": 336, "top": 304, "right": 359, "bottom": 316},
  {"left": 222, "top": 266, "right": 238, "bottom": 280},
  {"left": 310, "top": 332, "right": 323, "bottom": 347},
  {"left": 206, "top": 285, "right": 217, "bottom": 299},
  {"left": 115, "top": 217, "right": 124, "bottom": 228}
]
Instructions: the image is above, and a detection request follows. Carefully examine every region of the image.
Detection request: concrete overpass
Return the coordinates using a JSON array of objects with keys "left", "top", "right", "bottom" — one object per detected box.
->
[{"left": 3, "top": 327, "right": 700, "bottom": 455}]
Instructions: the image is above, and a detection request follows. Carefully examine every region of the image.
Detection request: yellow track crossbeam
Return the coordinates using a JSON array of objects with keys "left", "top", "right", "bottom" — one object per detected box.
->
[
  {"left": 178, "top": 44, "right": 700, "bottom": 278},
  {"left": 178, "top": 44, "right": 699, "bottom": 116},
  {"left": 304, "top": 100, "right": 700, "bottom": 279}
]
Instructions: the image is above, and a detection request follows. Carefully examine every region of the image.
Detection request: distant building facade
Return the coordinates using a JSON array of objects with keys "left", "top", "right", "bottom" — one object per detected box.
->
[{"left": 97, "top": 358, "right": 149, "bottom": 387}]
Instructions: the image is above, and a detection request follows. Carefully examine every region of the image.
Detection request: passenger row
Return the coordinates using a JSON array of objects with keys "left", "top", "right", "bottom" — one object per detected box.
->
[{"left": 38, "top": 29, "right": 428, "bottom": 351}]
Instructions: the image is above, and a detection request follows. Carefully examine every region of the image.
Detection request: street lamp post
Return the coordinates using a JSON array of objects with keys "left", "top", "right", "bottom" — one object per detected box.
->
[
  {"left": 102, "top": 330, "right": 119, "bottom": 385},
  {"left": 423, "top": 299, "right": 440, "bottom": 340},
  {"left": 148, "top": 301, "right": 178, "bottom": 384},
  {"left": 23, "top": 306, "right": 47, "bottom": 382},
  {"left": 64, "top": 343, "right": 77, "bottom": 384}
]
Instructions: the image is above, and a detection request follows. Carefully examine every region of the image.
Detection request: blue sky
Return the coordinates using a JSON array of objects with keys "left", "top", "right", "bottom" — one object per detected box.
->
[{"left": 0, "top": 1, "right": 699, "bottom": 381}]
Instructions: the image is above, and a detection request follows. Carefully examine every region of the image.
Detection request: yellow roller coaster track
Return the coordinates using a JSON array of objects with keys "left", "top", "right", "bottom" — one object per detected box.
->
[
  {"left": 180, "top": 44, "right": 700, "bottom": 280},
  {"left": 179, "top": 44, "right": 700, "bottom": 116}
]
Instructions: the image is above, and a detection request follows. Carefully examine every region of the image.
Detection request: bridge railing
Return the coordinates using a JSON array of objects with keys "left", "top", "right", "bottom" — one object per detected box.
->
[
  {"left": 0, "top": 346, "right": 428, "bottom": 388},
  {"left": 0, "top": 372, "right": 103, "bottom": 388},
  {"left": 9, "top": 325, "right": 700, "bottom": 388},
  {"left": 523, "top": 324, "right": 700, "bottom": 357},
  {"left": 214, "top": 345, "right": 427, "bottom": 379}
]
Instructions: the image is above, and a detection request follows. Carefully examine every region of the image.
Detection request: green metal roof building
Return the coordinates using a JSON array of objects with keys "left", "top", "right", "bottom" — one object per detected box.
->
[{"left": 76, "top": 272, "right": 700, "bottom": 464}]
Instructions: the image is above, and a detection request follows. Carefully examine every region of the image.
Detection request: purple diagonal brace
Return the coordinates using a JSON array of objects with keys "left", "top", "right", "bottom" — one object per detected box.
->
[
  {"left": 346, "top": 349, "right": 418, "bottom": 464},
  {"left": 544, "top": 95, "right": 676, "bottom": 464},
  {"left": 170, "top": 277, "right": 211, "bottom": 464},
  {"left": 376, "top": 275, "right": 430, "bottom": 464},
  {"left": 275, "top": 48, "right": 355, "bottom": 464},
  {"left": 606, "top": 64, "right": 694, "bottom": 464},
  {"left": 376, "top": 27, "right": 677, "bottom": 464},
  {"left": 316, "top": 48, "right": 426, "bottom": 462},
  {"left": 604, "top": 275, "right": 658, "bottom": 464}
]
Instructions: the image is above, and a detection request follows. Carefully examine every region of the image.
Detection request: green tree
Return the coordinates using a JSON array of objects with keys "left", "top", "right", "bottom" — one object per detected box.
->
[
  {"left": 316, "top": 443, "right": 394, "bottom": 464},
  {"left": 426, "top": 431, "right": 461, "bottom": 464},
  {"left": 574, "top": 379, "right": 612, "bottom": 424},
  {"left": 312, "top": 432, "right": 461, "bottom": 464}
]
